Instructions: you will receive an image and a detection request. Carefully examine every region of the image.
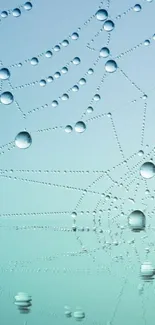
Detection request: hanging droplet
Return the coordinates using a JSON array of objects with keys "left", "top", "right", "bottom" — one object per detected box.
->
[
  {"left": 15, "top": 131, "right": 32, "bottom": 149},
  {"left": 140, "top": 162, "right": 155, "bottom": 179},
  {"left": 75, "top": 121, "right": 86, "bottom": 133},
  {"left": 95, "top": 9, "right": 108, "bottom": 21},
  {"left": 100, "top": 47, "right": 110, "bottom": 58},
  {"left": 103, "top": 20, "right": 115, "bottom": 31},
  {"left": 0, "top": 91, "right": 14, "bottom": 105},
  {"left": 105, "top": 60, "right": 117, "bottom": 73},
  {"left": 12, "top": 8, "right": 21, "bottom": 17},
  {"left": 128, "top": 210, "right": 146, "bottom": 232},
  {"left": 0, "top": 68, "right": 10, "bottom": 80}
]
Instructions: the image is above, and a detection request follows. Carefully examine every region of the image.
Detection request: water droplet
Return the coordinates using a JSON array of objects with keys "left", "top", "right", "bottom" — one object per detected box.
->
[
  {"left": 12, "top": 8, "right": 21, "bottom": 17},
  {"left": 30, "top": 57, "right": 39, "bottom": 66},
  {"left": 138, "top": 150, "right": 144, "bottom": 156},
  {"left": 15, "top": 131, "right": 32, "bottom": 149},
  {"left": 54, "top": 72, "right": 61, "bottom": 79},
  {"left": 75, "top": 121, "right": 86, "bottom": 133},
  {"left": 72, "top": 85, "right": 79, "bottom": 92},
  {"left": 94, "top": 94, "right": 100, "bottom": 101},
  {"left": 0, "top": 91, "right": 14, "bottom": 105},
  {"left": 87, "top": 106, "right": 94, "bottom": 113},
  {"left": 0, "top": 68, "right": 10, "bottom": 80},
  {"left": 140, "top": 162, "right": 155, "bottom": 179},
  {"left": 100, "top": 47, "right": 110, "bottom": 57},
  {"left": 79, "top": 78, "right": 86, "bottom": 85},
  {"left": 39, "top": 79, "right": 46, "bottom": 87},
  {"left": 144, "top": 39, "right": 150, "bottom": 46},
  {"left": 71, "top": 32, "right": 79, "bottom": 40},
  {"left": 88, "top": 68, "right": 94, "bottom": 74},
  {"left": 73, "top": 309, "right": 85, "bottom": 321},
  {"left": 51, "top": 100, "right": 58, "bottom": 107},
  {"left": 61, "top": 67, "right": 68, "bottom": 74},
  {"left": 128, "top": 210, "right": 146, "bottom": 232},
  {"left": 146, "top": 0, "right": 153, "bottom": 2},
  {"left": 105, "top": 60, "right": 117, "bottom": 73},
  {"left": 62, "top": 40, "right": 69, "bottom": 47},
  {"left": 65, "top": 310, "right": 72, "bottom": 318},
  {"left": 133, "top": 4, "right": 142, "bottom": 11},
  {"left": 45, "top": 50, "right": 52, "bottom": 58},
  {"left": 103, "top": 20, "right": 115, "bottom": 31},
  {"left": 54, "top": 45, "right": 60, "bottom": 52},
  {"left": 65, "top": 125, "right": 73, "bottom": 133},
  {"left": 95, "top": 9, "right": 108, "bottom": 21},
  {"left": 73, "top": 57, "right": 81, "bottom": 65},
  {"left": 47, "top": 76, "right": 53, "bottom": 83},
  {"left": 140, "top": 262, "right": 155, "bottom": 282},
  {"left": 61, "top": 93, "right": 69, "bottom": 100},
  {"left": 1, "top": 11, "right": 8, "bottom": 18},
  {"left": 24, "top": 2, "right": 33, "bottom": 10}
]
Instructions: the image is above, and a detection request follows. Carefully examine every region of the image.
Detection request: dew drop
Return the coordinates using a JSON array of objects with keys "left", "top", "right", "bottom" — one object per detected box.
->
[
  {"left": 71, "top": 32, "right": 79, "bottom": 40},
  {"left": 1, "top": 11, "right": 8, "bottom": 18},
  {"left": 79, "top": 78, "right": 86, "bottom": 85},
  {"left": 45, "top": 50, "right": 52, "bottom": 58},
  {"left": 15, "top": 131, "right": 32, "bottom": 149},
  {"left": 61, "top": 93, "right": 69, "bottom": 101},
  {"left": 54, "top": 72, "right": 61, "bottom": 79},
  {"left": 128, "top": 210, "right": 146, "bottom": 232},
  {"left": 88, "top": 68, "right": 94, "bottom": 74},
  {"left": 95, "top": 9, "right": 108, "bottom": 21},
  {"left": 62, "top": 40, "right": 69, "bottom": 47},
  {"left": 72, "top": 85, "right": 79, "bottom": 92},
  {"left": 12, "top": 8, "right": 21, "bottom": 17},
  {"left": 144, "top": 39, "right": 150, "bottom": 46},
  {"left": 140, "top": 162, "right": 155, "bottom": 179},
  {"left": 24, "top": 2, "right": 33, "bottom": 10},
  {"left": 61, "top": 67, "right": 68, "bottom": 74},
  {"left": 93, "top": 94, "right": 100, "bottom": 101},
  {"left": 0, "top": 68, "right": 10, "bottom": 80},
  {"left": 54, "top": 45, "right": 60, "bottom": 52},
  {"left": 65, "top": 125, "right": 73, "bottom": 133},
  {"left": 51, "top": 100, "right": 58, "bottom": 107},
  {"left": 39, "top": 79, "right": 46, "bottom": 87},
  {"left": 73, "top": 57, "right": 81, "bottom": 65},
  {"left": 30, "top": 57, "right": 39, "bottom": 66},
  {"left": 75, "top": 121, "right": 86, "bottom": 133},
  {"left": 140, "top": 262, "right": 155, "bottom": 282},
  {"left": 87, "top": 106, "right": 94, "bottom": 113},
  {"left": 103, "top": 20, "right": 115, "bottom": 31},
  {"left": 0, "top": 91, "right": 14, "bottom": 105},
  {"left": 105, "top": 60, "right": 117, "bottom": 73},
  {"left": 133, "top": 4, "right": 142, "bottom": 11},
  {"left": 100, "top": 47, "right": 110, "bottom": 57}
]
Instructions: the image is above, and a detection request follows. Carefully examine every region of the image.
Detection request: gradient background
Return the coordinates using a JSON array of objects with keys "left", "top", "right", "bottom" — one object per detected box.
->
[{"left": 1, "top": 0, "right": 155, "bottom": 324}]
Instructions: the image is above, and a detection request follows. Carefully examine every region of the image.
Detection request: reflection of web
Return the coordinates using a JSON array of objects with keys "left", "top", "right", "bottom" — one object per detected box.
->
[{"left": 1, "top": 0, "right": 155, "bottom": 324}]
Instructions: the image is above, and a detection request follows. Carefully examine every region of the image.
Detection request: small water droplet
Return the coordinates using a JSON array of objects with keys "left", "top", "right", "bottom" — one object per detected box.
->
[
  {"left": 87, "top": 106, "right": 94, "bottom": 113},
  {"left": 103, "top": 20, "right": 115, "bottom": 31},
  {"left": 79, "top": 78, "right": 86, "bottom": 85},
  {"left": 75, "top": 121, "right": 86, "bottom": 133},
  {"left": 61, "top": 67, "right": 68, "bottom": 74},
  {"left": 62, "top": 40, "right": 69, "bottom": 47},
  {"left": 65, "top": 125, "right": 73, "bottom": 133},
  {"left": 95, "top": 9, "right": 108, "bottom": 21},
  {"left": 133, "top": 4, "right": 142, "bottom": 11},
  {"left": 30, "top": 57, "right": 39, "bottom": 66},
  {"left": 39, "top": 79, "right": 46, "bottom": 87},
  {"left": 12, "top": 8, "right": 21, "bottom": 17},
  {"left": 144, "top": 39, "right": 150, "bottom": 46},
  {"left": 61, "top": 93, "right": 69, "bottom": 100},
  {"left": 140, "top": 162, "right": 155, "bottom": 179},
  {"left": 94, "top": 94, "right": 101, "bottom": 101},
  {"left": 72, "top": 85, "right": 79, "bottom": 92},
  {"left": 0, "top": 91, "right": 14, "bottom": 105},
  {"left": 138, "top": 150, "right": 144, "bottom": 156},
  {"left": 47, "top": 76, "right": 53, "bottom": 83},
  {"left": 54, "top": 45, "right": 60, "bottom": 52},
  {"left": 1, "top": 11, "right": 8, "bottom": 18},
  {"left": 73, "top": 57, "right": 81, "bottom": 65},
  {"left": 0, "top": 68, "right": 10, "bottom": 80},
  {"left": 71, "top": 32, "right": 79, "bottom": 40},
  {"left": 100, "top": 47, "right": 110, "bottom": 57},
  {"left": 51, "top": 100, "right": 58, "bottom": 107},
  {"left": 54, "top": 72, "right": 61, "bottom": 79},
  {"left": 88, "top": 68, "right": 94, "bottom": 74},
  {"left": 105, "top": 60, "right": 117, "bottom": 73},
  {"left": 24, "top": 2, "right": 33, "bottom": 10},
  {"left": 45, "top": 50, "right": 52, "bottom": 58},
  {"left": 15, "top": 131, "right": 32, "bottom": 149}
]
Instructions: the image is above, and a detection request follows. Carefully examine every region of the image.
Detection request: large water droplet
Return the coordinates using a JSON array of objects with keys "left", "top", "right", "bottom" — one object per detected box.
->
[
  {"left": 140, "top": 162, "right": 155, "bottom": 179},
  {"left": 140, "top": 262, "right": 155, "bottom": 282},
  {"left": 24, "top": 2, "right": 33, "bottom": 10},
  {"left": 103, "top": 20, "right": 115, "bottom": 31},
  {"left": 30, "top": 57, "right": 39, "bottom": 66},
  {"left": 73, "top": 57, "right": 81, "bottom": 65},
  {"left": 100, "top": 47, "right": 110, "bottom": 57},
  {"left": 0, "top": 91, "right": 14, "bottom": 105},
  {"left": 105, "top": 60, "right": 117, "bottom": 73},
  {"left": 1, "top": 11, "right": 8, "bottom": 18},
  {"left": 75, "top": 121, "right": 86, "bottom": 133},
  {"left": 128, "top": 210, "right": 146, "bottom": 232},
  {"left": 133, "top": 4, "right": 142, "bottom": 11},
  {"left": 12, "top": 8, "right": 21, "bottom": 17},
  {"left": 15, "top": 131, "right": 32, "bottom": 149},
  {"left": 95, "top": 9, "right": 108, "bottom": 21},
  {"left": 0, "top": 68, "right": 10, "bottom": 80}
]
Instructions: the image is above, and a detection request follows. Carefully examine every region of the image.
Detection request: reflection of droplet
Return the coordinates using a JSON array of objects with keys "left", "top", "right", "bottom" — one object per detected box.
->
[
  {"left": 105, "top": 60, "right": 117, "bottom": 73},
  {"left": 30, "top": 57, "right": 39, "bottom": 66},
  {"left": 140, "top": 162, "right": 155, "bottom": 179},
  {"left": 133, "top": 4, "right": 142, "bottom": 11},
  {"left": 0, "top": 68, "right": 10, "bottom": 80},
  {"left": 12, "top": 8, "right": 21, "bottom": 17},
  {"left": 100, "top": 47, "right": 110, "bottom": 58},
  {"left": 103, "top": 20, "right": 115, "bottom": 31},
  {"left": 73, "top": 57, "right": 81, "bottom": 65},
  {"left": 95, "top": 9, "right": 108, "bottom": 21},
  {"left": 24, "top": 2, "right": 33, "bottom": 10},
  {"left": 140, "top": 262, "right": 155, "bottom": 282},
  {"left": 75, "top": 121, "right": 86, "bottom": 133},
  {"left": 65, "top": 125, "right": 73, "bottom": 133},
  {"left": 0, "top": 91, "right": 14, "bottom": 105},
  {"left": 128, "top": 210, "right": 146, "bottom": 232},
  {"left": 87, "top": 106, "right": 94, "bottom": 113},
  {"left": 15, "top": 132, "right": 32, "bottom": 149},
  {"left": 71, "top": 32, "right": 79, "bottom": 40}
]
